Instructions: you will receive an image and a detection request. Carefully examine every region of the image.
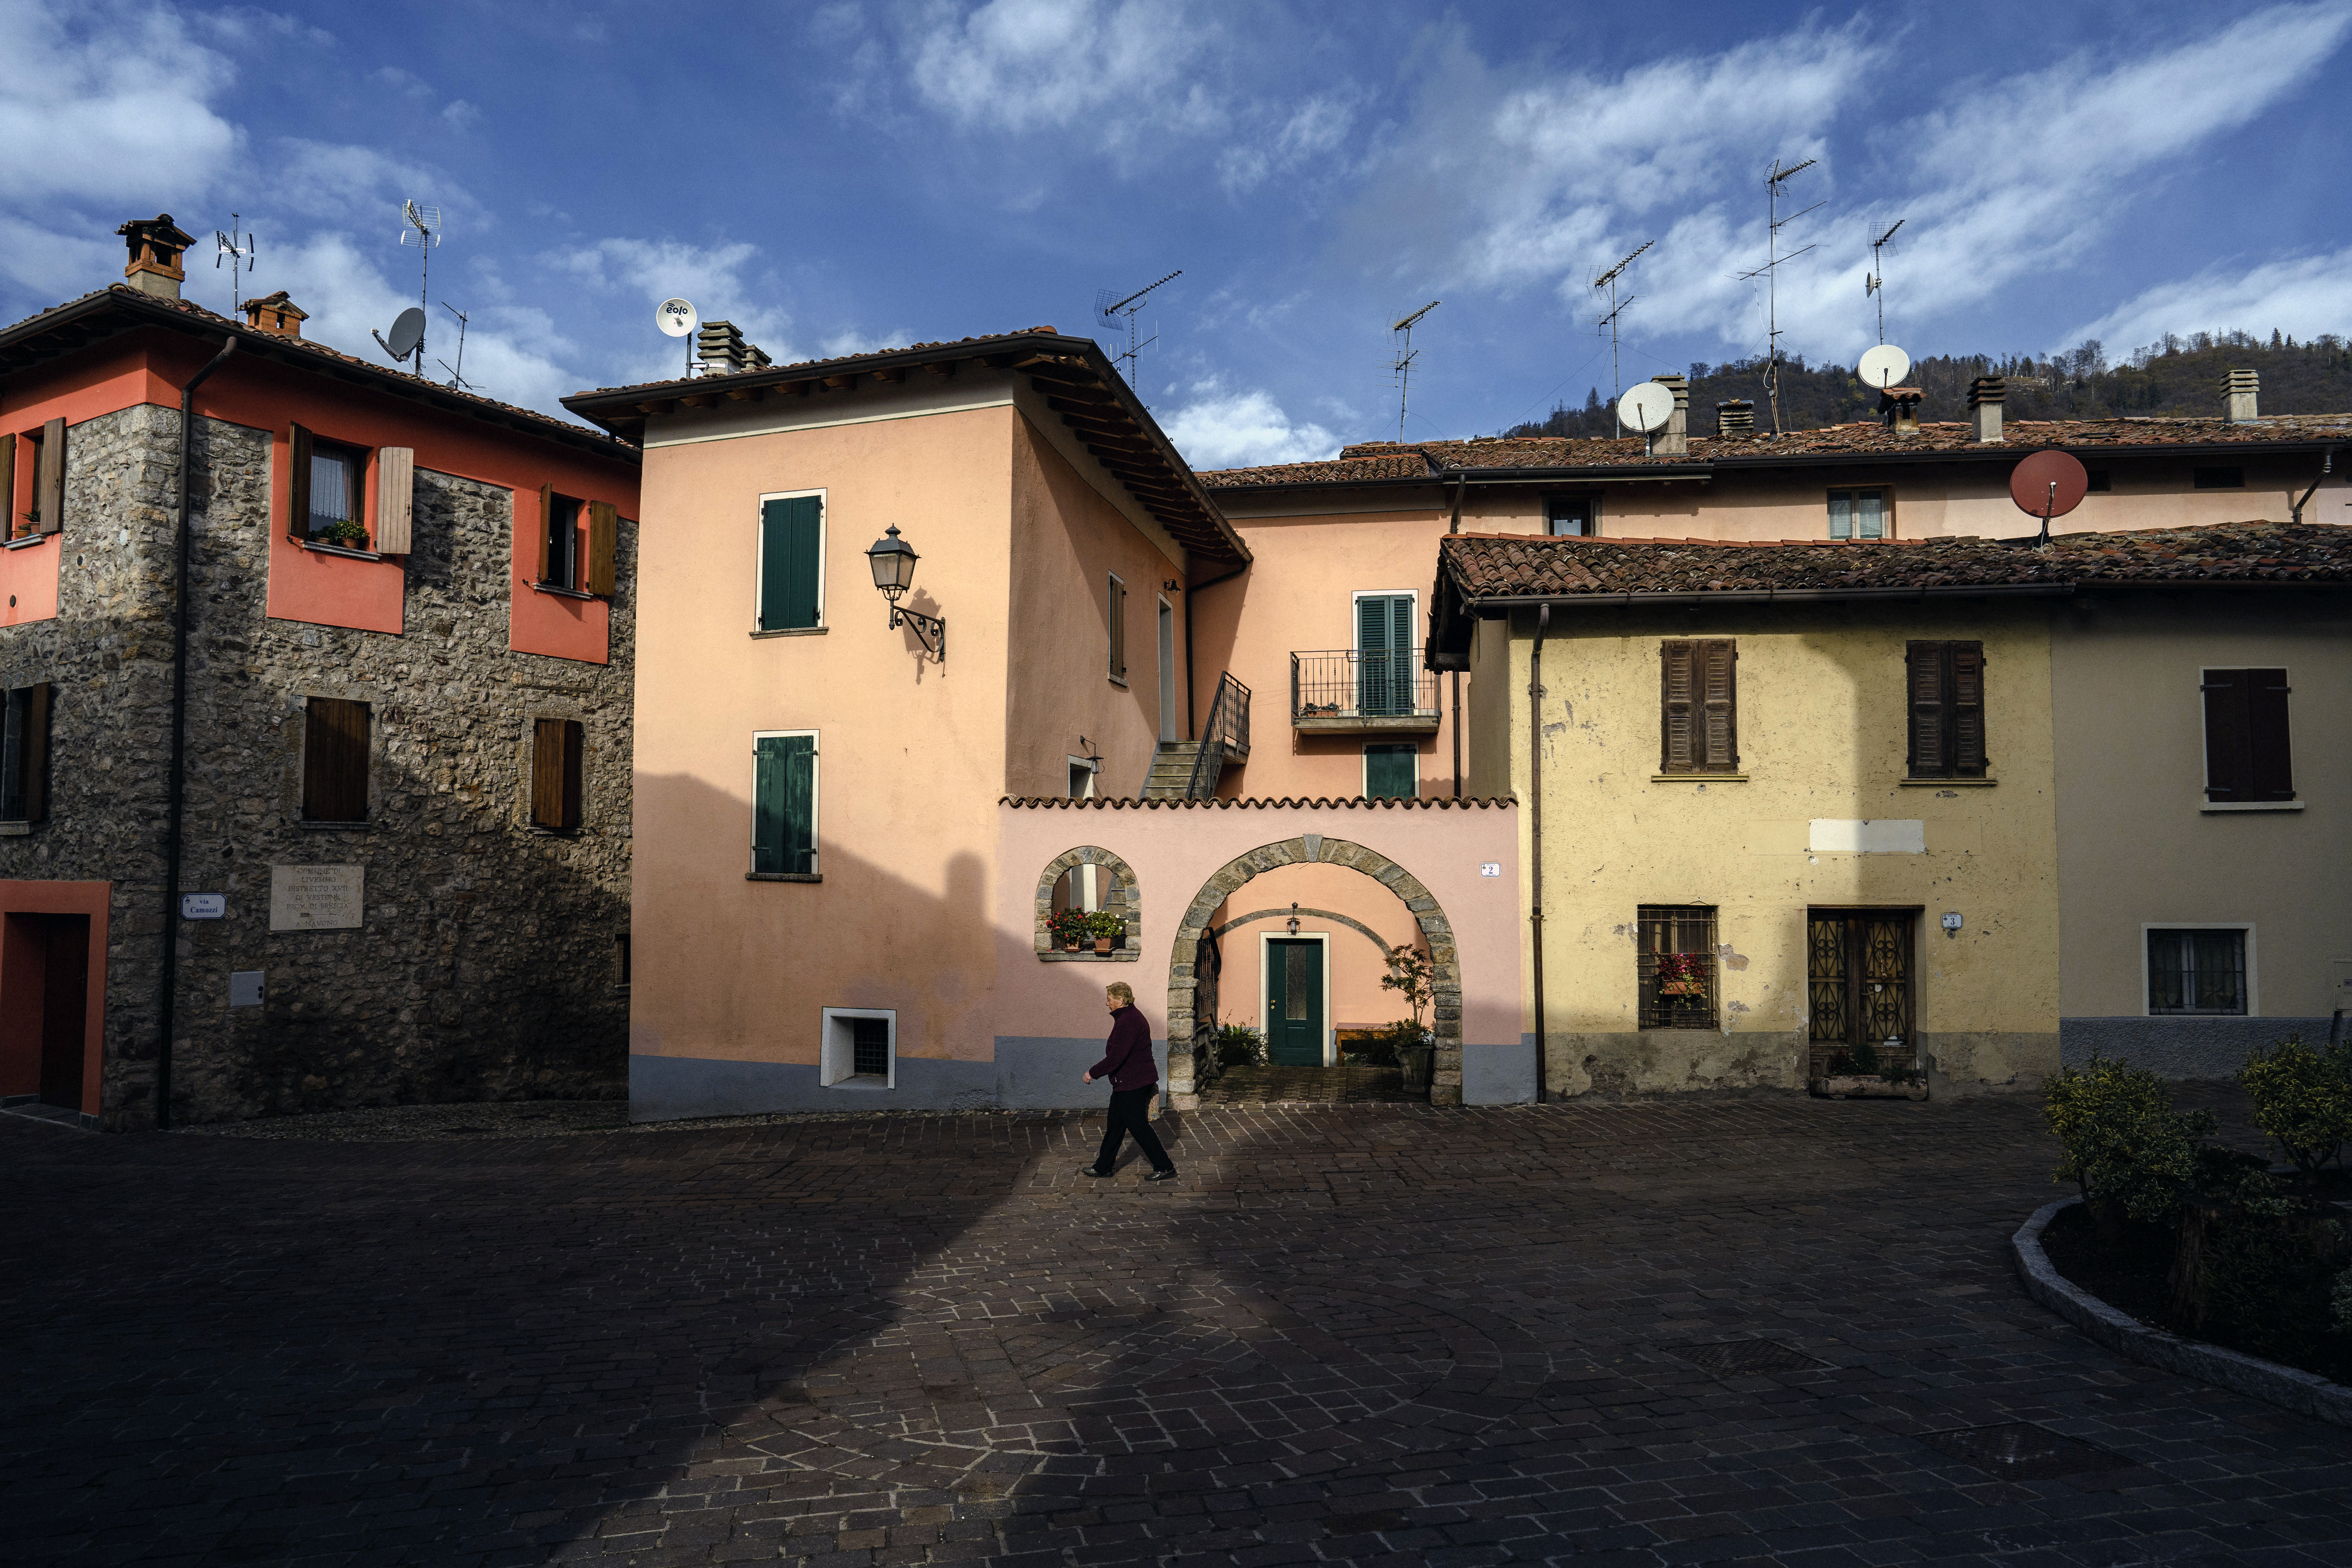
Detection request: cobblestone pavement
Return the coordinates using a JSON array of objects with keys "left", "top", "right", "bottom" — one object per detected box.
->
[{"left": 4, "top": 1090, "right": 2347, "bottom": 1567}]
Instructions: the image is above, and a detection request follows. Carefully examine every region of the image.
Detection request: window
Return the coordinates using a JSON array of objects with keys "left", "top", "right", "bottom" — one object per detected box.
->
[
  {"left": 0, "top": 683, "right": 52, "bottom": 821},
  {"left": 1828, "top": 487, "right": 1887, "bottom": 540},
  {"left": 9, "top": 418, "right": 64, "bottom": 538},
  {"left": 1546, "top": 497, "right": 1597, "bottom": 536},
  {"left": 1356, "top": 591, "right": 1422, "bottom": 715},
  {"left": 751, "top": 731, "right": 818, "bottom": 875},
  {"left": 541, "top": 489, "right": 580, "bottom": 588},
  {"left": 756, "top": 493, "right": 822, "bottom": 630},
  {"left": 1067, "top": 756, "right": 1097, "bottom": 800},
  {"left": 2201, "top": 668, "right": 2293, "bottom": 802},
  {"left": 2192, "top": 466, "right": 2244, "bottom": 490},
  {"left": 531, "top": 718, "right": 584, "bottom": 830},
  {"left": 820, "top": 1006, "right": 895, "bottom": 1087},
  {"left": 1905, "top": 641, "right": 1988, "bottom": 779},
  {"left": 2086, "top": 469, "right": 2112, "bottom": 493},
  {"left": 1108, "top": 573, "right": 1127, "bottom": 682},
  {"left": 1659, "top": 639, "right": 1737, "bottom": 775},
  {"left": 288, "top": 425, "right": 367, "bottom": 546},
  {"left": 1363, "top": 742, "right": 1417, "bottom": 799},
  {"left": 1638, "top": 905, "right": 1717, "bottom": 1029},
  {"left": 301, "top": 697, "right": 370, "bottom": 822},
  {"left": 2148, "top": 928, "right": 2248, "bottom": 1015}
]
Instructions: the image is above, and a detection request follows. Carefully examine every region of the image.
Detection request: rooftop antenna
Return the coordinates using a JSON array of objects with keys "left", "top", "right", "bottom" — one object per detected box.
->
[
  {"left": 437, "top": 301, "right": 474, "bottom": 391},
  {"left": 213, "top": 213, "right": 255, "bottom": 317},
  {"left": 1864, "top": 217, "right": 1906, "bottom": 345},
  {"left": 655, "top": 296, "right": 698, "bottom": 377},
  {"left": 1736, "top": 157, "right": 1820, "bottom": 434},
  {"left": 396, "top": 200, "right": 441, "bottom": 372},
  {"left": 1093, "top": 269, "right": 1181, "bottom": 397},
  {"left": 1590, "top": 240, "right": 1653, "bottom": 435},
  {"left": 1389, "top": 299, "right": 1439, "bottom": 443}
]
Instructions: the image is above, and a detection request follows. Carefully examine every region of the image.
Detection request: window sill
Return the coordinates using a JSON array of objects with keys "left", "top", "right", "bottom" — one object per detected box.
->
[
  {"left": 1108, "top": 675, "right": 1129, "bottom": 688},
  {"left": 529, "top": 581, "right": 600, "bottom": 601},
  {"left": 746, "top": 871, "right": 822, "bottom": 882},
  {"left": 2145, "top": 1011, "right": 2251, "bottom": 1018},
  {"left": 751, "top": 625, "right": 827, "bottom": 638},
  {"left": 1038, "top": 949, "right": 1140, "bottom": 962},
  {"left": 529, "top": 824, "right": 583, "bottom": 837},
  {"left": 0, "top": 820, "right": 34, "bottom": 836},
  {"left": 3, "top": 532, "right": 52, "bottom": 550},
  {"left": 1901, "top": 777, "right": 1997, "bottom": 787},
  {"left": 1651, "top": 773, "right": 1748, "bottom": 783},
  {"left": 297, "top": 540, "right": 382, "bottom": 561},
  {"left": 2201, "top": 800, "right": 2303, "bottom": 813},
  {"left": 826, "top": 1075, "right": 893, "bottom": 1091},
  {"left": 298, "top": 819, "right": 372, "bottom": 831}
]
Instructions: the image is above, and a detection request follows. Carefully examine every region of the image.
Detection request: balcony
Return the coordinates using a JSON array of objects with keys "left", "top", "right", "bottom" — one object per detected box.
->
[{"left": 1290, "top": 650, "right": 1441, "bottom": 733}]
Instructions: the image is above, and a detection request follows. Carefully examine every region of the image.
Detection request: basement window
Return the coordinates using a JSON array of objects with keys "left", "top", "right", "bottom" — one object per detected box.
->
[
  {"left": 2192, "top": 466, "right": 2244, "bottom": 490},
  {"left": 821, "top": 1007, "right": 895, "bottom": 1088}
]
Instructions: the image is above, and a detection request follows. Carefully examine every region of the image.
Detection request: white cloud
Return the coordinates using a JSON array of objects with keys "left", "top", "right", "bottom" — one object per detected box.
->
[
  {"left": 1219, "top": 91, "right": 1359, "bottom": 194},
  {"left": 0, "top": 0, "right": 242, "bottom": 203},
  {"left": 2060, "top": 247, "right": 2352, "bottom": 354},
  {"left": 905, "top": 0, "right": 1223, "bottom": 136},
  {"left": 1163, "top": 381, "right": 1337, "bottom": 470}
]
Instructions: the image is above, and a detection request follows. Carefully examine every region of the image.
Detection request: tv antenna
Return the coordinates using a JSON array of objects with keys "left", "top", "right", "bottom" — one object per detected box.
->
[
  {"left": 1736, "top": 157, "right": 1820, "bottom": 434},
  {"left": 1590, "top": 240, "right": 1653, "bottom": 434},
  {"left": 437, "top": 301, "right": 474, "bottom": 390},
  {"left": 1388, "top": 299, "right": 1439, "bottom": 443},
  {"left": 1093, "top": 269, "right": 1180, "bottom": 395},
  {"left": 213, "top": 213, "right": 255, "bottom": 316},
  {"left": 392, "top": 200, "right": 441, "bottom": 370},
  {"left": 1864, "top": 217, "right": 1905, "bottom": 345}
]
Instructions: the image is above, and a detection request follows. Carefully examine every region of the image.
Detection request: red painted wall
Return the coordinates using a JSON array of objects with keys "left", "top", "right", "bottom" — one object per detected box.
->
[{"left": 2, "top": 341, "right": 161, "bottom": 628}]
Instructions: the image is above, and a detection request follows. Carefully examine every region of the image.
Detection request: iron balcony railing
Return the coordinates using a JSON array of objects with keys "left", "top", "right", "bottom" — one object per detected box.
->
[
  {"left": 1290, "top": 649, "right": 1440, "bottom": 723},
  {"left": 1181, "top": 672, "right": 1252, "bottom": 799}
]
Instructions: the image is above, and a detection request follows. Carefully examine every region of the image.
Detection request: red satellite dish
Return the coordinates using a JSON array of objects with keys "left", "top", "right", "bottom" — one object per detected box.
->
[{"left": 2009, "top": 449, "right": 2089, "bottom": 520}]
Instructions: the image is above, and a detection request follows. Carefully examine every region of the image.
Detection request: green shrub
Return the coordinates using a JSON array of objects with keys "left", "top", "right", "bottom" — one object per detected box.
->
[
  {"left": 2332, "top": 1267, "right": 2352, "bottom": 1335},
  {"left": 2042, "top": 1053, "right": 2217, "bottom": 1223},
  {"left": 2238, "top": 1034, "right": 2352, "bottom": 1183},
  {"left": 1085, "top": 910, "right": 1126, "bottom": 944},
  {"left": 1215, "top": 1024, "right": 1265, "bottom": 1067}
]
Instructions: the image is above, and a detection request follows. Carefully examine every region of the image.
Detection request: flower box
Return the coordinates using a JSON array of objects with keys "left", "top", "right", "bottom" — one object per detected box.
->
[{"left": 1657, "top": 979, "right": 1707, "bottom": 996}]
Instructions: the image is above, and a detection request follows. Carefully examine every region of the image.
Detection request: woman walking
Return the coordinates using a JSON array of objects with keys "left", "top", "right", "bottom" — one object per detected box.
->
[{"left": 1081, "top": 982, "right": 1177, "bottom": 1181}]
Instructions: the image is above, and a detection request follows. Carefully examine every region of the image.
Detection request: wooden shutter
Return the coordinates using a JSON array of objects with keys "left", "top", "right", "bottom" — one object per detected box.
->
[
  {"left": 752, "top": 734, "right": 816, "bottom": 873},
  {"left": 537, "top": 482, "right": 556, "bottom": 584},
  {"left": 20, "top": 683, "right": 48, "bottom": 822},
  {"left": 1357, "top": 593, "right": 1394, "bottom": 714},
  {"left": 1109, "top": 576, "right": 1127, "bottom": 680},
  {"left": 1365, "top": 744, "right": 1416, "bottom": 799},
  {"left": 2199, "top": 668, "right": 2288, "bottom": 801},
  {"left": 302, "top": 697, "right": 370, "bottom": 821},
  {"left": 563, "top": 720, "right": 584, "bottom": 828},
  {"left": 757, "top": 497, "right": 818, "bottom": 629},
  {"left": 287, "top": 424, "right": 312, "bottom": 537},
  {"left": 0, "top": 432, "right": 14, "bottom": 539},
  {"left": 1906, "top": 642, "right": 1946, "bottom": 777},
  {"left": 1661, "top": 639, "right": 1696, "bottom": 773},
  {"left": 34, "top": 417, "right": 64, "bottom": 534},
  {"left": 1951, "top": 642, "right": 1986, "bottom": 776},
  {"left": 532, "top": 718, "right": 568, "bottom": 827},
  {"left": 374, "top": 447, "right": 414, "bottom": 554},
  {"left": 586, "top": 500, "right": 618, "bottom": 597},
  {"left": 1697, "top": 639, "right": 1737, "bottom": 771}
]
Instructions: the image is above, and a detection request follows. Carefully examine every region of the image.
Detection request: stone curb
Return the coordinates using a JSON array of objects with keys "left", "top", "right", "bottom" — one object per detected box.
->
[{"left": 2010, "top": 1195, "right": 2352, "bottom": 1429}]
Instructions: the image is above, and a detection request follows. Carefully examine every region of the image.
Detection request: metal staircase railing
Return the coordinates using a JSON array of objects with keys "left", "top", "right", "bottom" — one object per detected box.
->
[{"left": 1180, "top": 672, "right": 1251, "bottom": 800}]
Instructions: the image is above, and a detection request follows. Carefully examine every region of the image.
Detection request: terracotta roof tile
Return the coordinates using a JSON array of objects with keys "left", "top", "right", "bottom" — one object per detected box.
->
[
  {"left": 571, "top": 327, "right": 1067, "bottom": 398},
  {"left": 1198, "top": 452, "right": 1431, "bottom": 487}
]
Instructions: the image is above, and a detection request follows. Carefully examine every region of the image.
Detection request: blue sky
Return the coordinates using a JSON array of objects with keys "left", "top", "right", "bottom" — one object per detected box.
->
[{"left": 4, "top": 0, "right": 2350, "bottom": 467}]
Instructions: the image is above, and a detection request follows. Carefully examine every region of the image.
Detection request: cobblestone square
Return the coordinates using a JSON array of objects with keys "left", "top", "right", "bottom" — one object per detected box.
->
[{"left": 4, "top": 1091, "right": 2347, "bottom": 1566}]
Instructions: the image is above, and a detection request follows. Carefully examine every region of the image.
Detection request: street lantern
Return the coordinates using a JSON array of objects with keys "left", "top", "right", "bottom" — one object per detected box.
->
[{"left": 864, "top": 524, "right": 943, "bottom": 661}]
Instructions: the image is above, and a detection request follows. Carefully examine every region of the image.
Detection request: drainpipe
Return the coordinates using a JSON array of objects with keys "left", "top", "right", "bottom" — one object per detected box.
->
[
  {"left": 2289, "top": 447, "right": 2335, "bottom": 525},
  {"left": 1526, "top": 603, "right": 1549, "bottom": 1103},
  {"left": 156, "top": 334, "right": 237, "bottom": 1131},
  {"left": 1448, "top": 473, "right": 1466, "bottom": 799}
]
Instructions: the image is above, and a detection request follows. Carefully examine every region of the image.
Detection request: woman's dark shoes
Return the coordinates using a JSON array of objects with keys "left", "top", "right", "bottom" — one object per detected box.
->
[
  {"left": 1144, "top": 1168, "right": 1179, "bottom": 1181},
  {"left": 1080, "top": 1166, "right": 1114, "bottom": 1178}
]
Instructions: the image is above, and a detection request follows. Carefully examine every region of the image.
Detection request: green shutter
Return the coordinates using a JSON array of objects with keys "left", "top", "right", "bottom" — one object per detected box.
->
[
  {"left": 753, "top": 734, "right": 817, "bottom": 873},
  {"left": 1365, "top": 743, "right": 1416, "bottom": 799},
  {"left": 1357, "top": 593, "right": 1411, "bottom": 715},
  {"left": 758, "top": 497, "right": 822, "bottom": 631}
]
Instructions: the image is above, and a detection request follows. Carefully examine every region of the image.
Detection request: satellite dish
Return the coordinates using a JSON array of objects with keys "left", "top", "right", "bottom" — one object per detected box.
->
[
  {"left": 2009, "top": 450, "right": 2089, "bottom": 519},
  {"left": 1858, "top": 344, "right": 1911, "bottom": 390},
  {"left": 385, "top": 307, "right": 425, "bottom": 361},
  {"left": 656, "top": 298, "right": 699, "bottom": 338},
  {"left": 1617, "top": 381, "right": 1674, "bottom": 434}
]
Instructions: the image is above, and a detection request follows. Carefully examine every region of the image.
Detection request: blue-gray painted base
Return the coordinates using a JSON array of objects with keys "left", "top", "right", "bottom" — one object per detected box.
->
[
  {"left": 1463, "top": 1036, "right": 1540, "bottom": 1105},
  {"left": 2060, "top": 1017, "right": 2334, "bottom": 1080},
  {"left": 631, "top": 1036, "right": 1170, "bottom": 1121}
]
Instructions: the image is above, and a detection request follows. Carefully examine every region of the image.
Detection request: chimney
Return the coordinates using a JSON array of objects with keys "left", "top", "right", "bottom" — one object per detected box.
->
[
  {"left": 116, "top": 214, "right": 195, "bottom": 300},
  {"left": 2223, "top": 367, "right": 2259, "bottom": 423},
  {"left": 695, "top": 319, "right": 768, "bottom": 374},
  {"left": 1967, "top": 377, "right": 2005, "bottom": 443},
  {"left": 240, "top": 290, "right": 308, "bottom": 339},
  {"left": 1650, "top": 374, "right": 1689, "bottom": 456},
  {"left": 1715, "top": 399, "right": 1754, "bottom": 434},
  {"left": 1878, "top": 386, "right": 1924, "bottom": 436}
]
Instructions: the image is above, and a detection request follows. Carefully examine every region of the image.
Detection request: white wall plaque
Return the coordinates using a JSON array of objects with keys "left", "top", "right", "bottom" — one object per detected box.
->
[
  {"left": 269, "top": 864, "right": 364, "bottom": 931},
  {"left": 180, "top": 893, "right": 226, "bottom": 919},
  {"left": 1479, "top": 862, "right": 1502, "bottom": 877},
  {"left": 1808, "top": 819, "right": 1926, "bottom": 854}
]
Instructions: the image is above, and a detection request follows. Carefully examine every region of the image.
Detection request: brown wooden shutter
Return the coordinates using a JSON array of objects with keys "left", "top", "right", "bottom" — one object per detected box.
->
[
  {"left": 374, "top": 447, "right": 414, "bottom": 554},
  {"left": 537, "top": 482, "right": 556, "bottom": 584},
  {"left": 1698, "top": 639, "right": 1737, "bottom": 771},
  {"left": 531, "top": 717, "right": 584, "bottom": 828},
  {"left": 0, "top": 432, "right": 14, "bottom": 539},
  {"left": 287, "top": 424, "right": 312, "bottom": 537},
  {"left": 585, "top": 501, "right": 617, "bottom": 596},
  {"left": 1109, "top": 577, "right": 1127, "bottom": 679},
  {"left": 2201, "top": 669, "right": 2250, "bottom": 800},
  {"left": 19, "top": 682, "right": 50, "bottom": 822},
  {"left": 2247, "top": 668, "right": 2293, "bottom": 800},
  {"left": 1951, "top": 642, "right": 1987, "bottom": 776},
  {"left": 1660, "top": 640, "right": 1695, "bottom": 773},
  {"left": 1906, "top": 642, "right": 1945, "bottom": 777},
  {"left": 302, "top": 697, "right": 370, "bottom": 821},
  {"left": 34, "top": 417, "right": 64, "bottom": 534},
  {"left": 562, "top": 719, "right": 584, "bottom": 828}
]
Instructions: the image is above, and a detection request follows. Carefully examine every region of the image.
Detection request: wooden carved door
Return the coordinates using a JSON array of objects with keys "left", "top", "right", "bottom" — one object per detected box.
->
[{"left": 1807, "top": 911, "right": 1915, "bottom": 1076}]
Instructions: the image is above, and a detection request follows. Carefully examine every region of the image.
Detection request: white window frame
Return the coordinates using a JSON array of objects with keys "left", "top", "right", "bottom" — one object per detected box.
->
[
  {"left": 820, "top": 1005, "right": 896, "bottom": 1088},
  {"left": 750, "top": 728, "right": 820, "bottom": 876},
  {"left": 1258, "top": 929, "right": 1335, "bottom": 1067},
  {"left": 1827, "top": 486, "right": 1890, "bottom": 541},
  {"left": 753, "top": 488, "right": 827, "bottom": 633},
  {"left": 1362, "top": 741, "right": 1419, "bottom": 800},
  {"left": 2140, "top": 922, "right": 2258, "bottom": 1018},
  {"left": 1546, "top": 496, "right": 1599, "bottom": 536}
]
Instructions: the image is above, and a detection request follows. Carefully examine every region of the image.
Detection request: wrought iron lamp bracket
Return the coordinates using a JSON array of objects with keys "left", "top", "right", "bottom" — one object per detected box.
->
[{"left": 890, "top": 603, "right": 946, "bottom": 662}]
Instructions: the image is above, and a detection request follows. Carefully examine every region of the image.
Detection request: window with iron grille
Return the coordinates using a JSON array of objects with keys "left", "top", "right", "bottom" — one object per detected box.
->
[
  {"left": 852, "top": 1017, "right": 890, "bottom": 1076},
  {"left": 2148, "top": 929, "right": 2247, "bottom": 1015},
  {"left": 1637, "top": 905, "right": 1717, "bottom": 1029}
]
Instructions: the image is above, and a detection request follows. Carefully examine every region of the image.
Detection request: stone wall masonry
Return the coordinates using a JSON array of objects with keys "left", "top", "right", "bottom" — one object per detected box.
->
[{"left": 0, "top": 406, "right": 635, "bottom": 1127}]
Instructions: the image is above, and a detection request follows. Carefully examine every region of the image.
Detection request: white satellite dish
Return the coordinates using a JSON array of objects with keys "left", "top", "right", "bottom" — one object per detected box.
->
[
  {"left": 1617, "top": 381, "right": 1674, "bottom": 434},
  {"left": 1858, "top": 343, "right": 1911, "bottom": 390},
  {"left": 656, "top": 297, "right": 699, "bottom": 338}
]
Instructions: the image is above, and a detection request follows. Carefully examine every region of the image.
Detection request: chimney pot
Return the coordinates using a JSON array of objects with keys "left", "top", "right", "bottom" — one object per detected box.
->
[
  {"left": 116, "top": 213, "right": 195, "bottom": 300},
  {"left": 1650, "top": 374, "right": 1689, "bottom": 456},
  {"left": 240, "top": 290, "right": 308, "bottom": 339},
  {"left": 2223, "top": 367, "right": 2259, "bottom": 423},
  {"left": 1878, "top": 386, "right": 1925, "bottom": 437},
  {"left": 695, "top": 319, "right": 768, "bottom": 375},
  {"left": 1967, "top": 377, "right": 2005, "bottom": 443},
  {"left": 1714, "top": 399, "right": 1754, "bottom": 434}
]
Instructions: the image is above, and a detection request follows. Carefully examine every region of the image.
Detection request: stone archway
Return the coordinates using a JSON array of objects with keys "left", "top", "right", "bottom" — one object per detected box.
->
[
  {"left": 1032, "top": 846, "right": 1142, "bottom": 958},
  {"left": 1167, "top": 833, "right": 1463, "bottom": 1107}
]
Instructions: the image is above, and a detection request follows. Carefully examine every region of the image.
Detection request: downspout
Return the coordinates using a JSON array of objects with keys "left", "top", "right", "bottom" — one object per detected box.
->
[
  {"left": 1448, "top": 472, "right": 1466, "bottom": 799},
  {"left": 2289, "top": 446, "right": 2335, "bottom": 525},
  {"left": 1526, "top": 603, "right": 1549, "bottom": 1103},
  {"left": 156, "top": 335, "right": 237, "bottom": 1131}
]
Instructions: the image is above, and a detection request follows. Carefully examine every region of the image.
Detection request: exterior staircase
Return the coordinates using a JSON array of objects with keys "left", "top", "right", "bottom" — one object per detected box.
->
[
  {"left": 1143, "top": 740, "right": 1218, "bottom": 799},
  {"left": 1140, "top": 673, "right": 1252, "bottom": 800}
]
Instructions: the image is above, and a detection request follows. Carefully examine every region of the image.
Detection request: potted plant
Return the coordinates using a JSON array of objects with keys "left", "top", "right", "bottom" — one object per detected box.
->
[
  {"left": 1381, "top": 943, "right": 1437, "bottom": 1094},
  {"left": 1811, "top": 1037, "right": 1930, "bottom": 1100},
  {"left": 1655, "top": 952, "right": 1708, "bottom": 996},
  {"left": 1088, "top": 911, "right": 1124, "bottom": 954},
  {"left": 1047, "top": 908, "right": 1090, "bottom": 952},
  {"left": 319, "top": 519, "right": 369, "bottom": 550}
]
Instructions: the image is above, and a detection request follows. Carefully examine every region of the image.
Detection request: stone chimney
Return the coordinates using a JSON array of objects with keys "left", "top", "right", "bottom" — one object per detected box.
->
[
  {"left": 1967, "top": 377, "right": 2005, "bottom": 443},
  {"left": 1878, "top": 386, "right": 1925, "bottom": 436},
  {"left": 116, "top": 214, "right": 194, "bottom": 300},
  {"left": 240, "top": 290, "right": 308, "bottom": 339},
  {"left": 695, "top": 319, "right": 769, "bottom": 374},
  {"left": 2223, "top": 367, "right": 2259, "bottom": 423},
  {"left": 1650, "top": 374, "right": 1689, "bottom": 456},
  {"left": 1715, "top": 399, "right": 1754, "bottom": 434}
]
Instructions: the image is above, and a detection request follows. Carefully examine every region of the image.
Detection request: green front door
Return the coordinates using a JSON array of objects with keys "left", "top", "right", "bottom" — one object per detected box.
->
[{"left": 1266, "top": 939, "right": 1325, "bottom": 1065}]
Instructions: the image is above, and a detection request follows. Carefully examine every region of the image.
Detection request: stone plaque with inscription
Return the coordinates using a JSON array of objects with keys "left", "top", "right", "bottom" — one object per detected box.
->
[{"left": 269, "top": 864, "right": 364, "bottom": 931}]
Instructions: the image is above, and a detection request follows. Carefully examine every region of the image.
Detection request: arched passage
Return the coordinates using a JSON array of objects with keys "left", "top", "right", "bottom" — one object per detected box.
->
[{"left": 1167, "top": 833, "right": 1463, "bottom": 1106}]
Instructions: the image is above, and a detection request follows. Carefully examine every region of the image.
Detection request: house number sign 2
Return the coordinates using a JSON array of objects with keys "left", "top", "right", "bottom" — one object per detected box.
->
[{"left": 1479, "top": 862, "right": 1502, "bottom": 877}]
